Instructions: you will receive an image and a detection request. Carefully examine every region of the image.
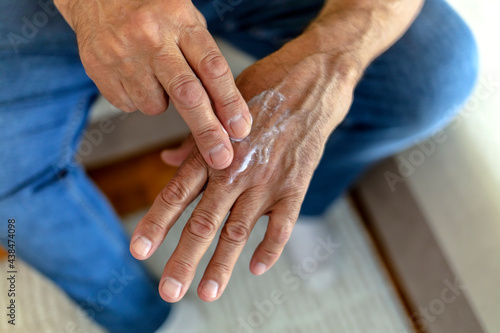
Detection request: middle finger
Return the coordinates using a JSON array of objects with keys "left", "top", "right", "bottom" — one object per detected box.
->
[
  {"left": 198, "top": 192, "right": 265, "bottom": 302},
  {"left": 159, "top": 181, "right": 240, "bottom": 302}
]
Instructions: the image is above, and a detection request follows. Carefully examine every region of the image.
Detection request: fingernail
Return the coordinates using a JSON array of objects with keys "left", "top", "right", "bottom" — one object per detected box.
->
[
  {"left": 201, "top": 280, "right": 219, "bottom": 299},
  {"left": 162, "top": 277, "right": 182, "bottom": 300},
  {"left": 229, "top": 114, "right": 251, "bottom": 138},
  {"left": 254, "top": 263, "right": 267, "bottom": 276},
  {"left": 132, "top": 236, "right": 152, "bottom": 257},
  {"left": 209, "top": 144, "right": 231, "bottom": 168}
]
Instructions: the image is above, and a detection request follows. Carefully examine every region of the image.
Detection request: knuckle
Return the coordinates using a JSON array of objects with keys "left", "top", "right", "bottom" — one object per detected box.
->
[
  {"left": 104, "top": 93, "right": 134, "bottom": 113},
  {"left": 120, "top": 104, "right": 136, "bottom": 113},
  {"left": 262, "top": 246, "right": 282, "bottom": 261},
  {"left": 82, "top": 55, "right": 110, "bottom": 78},
  {"left": 120, "top": 61, "right": 137, "bottom": 78},
  {"left": 135, "top": 84, "right": 167, "bottom": 115},
  {"left": 218, "top": 93, "right": 243, "bottom": 114},
  {"left": 195, "top": 124, "right": 223, "bottom": 144},
  {"left": 199, "top": 51, "right": 230, "bottom": 80},
  {"left": 130, "top": 10, "right": 161, "bottom": 45},
  {"left": 222, "top": 221, "right": 250, "bottom": 244},
  {"left": 85, "top": 35, "right": 124, "bottom": 67},
  {"left": 268, "top": 221, "right": 293, "bottom": 245},
  {"left": 107, "top": 38, "right": 128, "bottom": 62},
  {"left": 141, "top": 106, "right": 163, "bottom": 116},
  {"left": 143, "top": 214, "right": 168, "bottom": 235},
  {"left": 252, "top": 166, "right": 276, "bottom": 185},
  {"left": 169, "top": 75, "right": 204, "bottom": 109},
  {"left": 170, "top": 257, "right": 195, "bottom": 277},
  {"left": 140, "top": 101, "right": 166, "bottom": 115},
  {"left": 160, "top": 180, "right": 190, "bottom": 206},
  {"left": 130, "top": 90, "right": 149, "bottom": 106},
  {"left": 209, "top": 260, "right": 232, "bottom": 275},
  {"left": 187, "top": 212, "right": 218, "bottom": 240}
]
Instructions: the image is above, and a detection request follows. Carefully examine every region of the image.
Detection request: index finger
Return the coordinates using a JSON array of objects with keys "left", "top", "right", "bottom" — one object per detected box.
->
[
  {"left": 153, "top": 45, "right": 234, "bottom": 170},
  {"left": 130, "top": 151, "right": 208, "bottom": 260},
  {"left": 179, "top": 28, "right": 252, "bottom": 141}
]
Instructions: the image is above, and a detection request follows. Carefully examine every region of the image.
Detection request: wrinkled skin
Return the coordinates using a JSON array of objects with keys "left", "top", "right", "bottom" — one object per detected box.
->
[
  {"left": 54, "top": 0, "right": 252, "bottom": 169},
  {"left": 54, "top": 0, "right": 423, "bottom": 304},
  {"left": 130, "top": 33, "right": 360, "bottom": 302}
]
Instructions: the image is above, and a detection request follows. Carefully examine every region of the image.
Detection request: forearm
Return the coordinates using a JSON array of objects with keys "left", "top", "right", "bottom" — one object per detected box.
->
[
  {"left": 291, "top": 0, "right": 424, "bottom": 78},
  {"left": 270, "top": 0, "right": 423, "bottom": 136}
]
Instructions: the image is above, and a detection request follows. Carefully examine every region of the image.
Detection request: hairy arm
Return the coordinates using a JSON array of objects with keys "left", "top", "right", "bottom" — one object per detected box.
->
[{"left": 310, "top": 0, "right": 424, "bottom": 68}]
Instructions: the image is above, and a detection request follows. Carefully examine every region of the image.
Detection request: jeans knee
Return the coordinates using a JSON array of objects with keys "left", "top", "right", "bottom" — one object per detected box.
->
[{"left": 395, "top": 0, "right": 479, "bottom": 137}]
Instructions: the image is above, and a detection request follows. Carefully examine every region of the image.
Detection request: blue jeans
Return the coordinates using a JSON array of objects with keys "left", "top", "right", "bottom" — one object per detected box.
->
[{"left": 0, "top": 0, "right": 478, "bottom": 332}]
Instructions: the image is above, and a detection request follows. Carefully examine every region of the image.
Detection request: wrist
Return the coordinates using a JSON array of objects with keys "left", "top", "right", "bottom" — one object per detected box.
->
[
  {"left": 287, "top": 28, "right": 365, "bottom": 85},
  {"left": 301, "top": 10, "right": 378, "bottom": 72},
  {"left": 278, "top": 30, "right": 363, "bottom": 135},
  {"left": 305, "top": 0, "right": 423, "bottom": 65}
]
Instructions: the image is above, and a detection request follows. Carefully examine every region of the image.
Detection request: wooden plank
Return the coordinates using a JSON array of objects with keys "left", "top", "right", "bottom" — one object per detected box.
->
[
  {"left": 352, "top": 158, "right": 485, "bottom": 333},
  {"left": 87, "top": 145, "right": 179, "bottom": 216}
]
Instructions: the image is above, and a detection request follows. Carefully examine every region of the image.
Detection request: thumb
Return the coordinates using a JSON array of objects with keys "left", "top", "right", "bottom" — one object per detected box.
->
[{"left": 161, "top": 135, "right": 196, "bottom": 167}]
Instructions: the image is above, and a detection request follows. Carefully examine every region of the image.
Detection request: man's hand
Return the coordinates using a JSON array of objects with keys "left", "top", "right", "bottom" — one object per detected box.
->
[
  {"left": 54, "top": 0, "right": 252, "bottom": 169},
  {"left": 128, "top": 0, "right": 423, "bottom": 302},
  {"left": 129, "top": 31, "right": 360, "bottom": 302}
]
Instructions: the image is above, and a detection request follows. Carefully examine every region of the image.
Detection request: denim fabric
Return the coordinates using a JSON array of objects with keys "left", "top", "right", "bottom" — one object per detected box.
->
[
  {"left": 194, "top": 0, "right": 479, "bottom": 215},
  {"left": 0, "top": 0, "right": 478, "bottom": 332}
]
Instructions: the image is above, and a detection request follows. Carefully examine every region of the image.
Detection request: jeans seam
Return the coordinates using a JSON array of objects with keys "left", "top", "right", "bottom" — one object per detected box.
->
[
  {"left": 59, "top": 94, "right": 87, "bottom": 168},
  {"left": 57, "top": 92, "right": 127, "bottom": 254}
]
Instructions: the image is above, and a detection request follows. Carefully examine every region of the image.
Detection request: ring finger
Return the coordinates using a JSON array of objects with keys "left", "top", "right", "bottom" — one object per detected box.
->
[{"left": 197, "top": 193, "right": 266, "bottom": 301}]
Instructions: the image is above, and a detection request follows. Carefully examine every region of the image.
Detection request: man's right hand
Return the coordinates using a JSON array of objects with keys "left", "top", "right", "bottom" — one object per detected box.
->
[{"left": 54, "top": 0, "right": 252, "bottom": 169}]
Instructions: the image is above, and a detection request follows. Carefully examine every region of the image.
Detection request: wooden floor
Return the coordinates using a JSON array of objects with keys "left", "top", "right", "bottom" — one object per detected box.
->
[{"left": 87, "top": 145, "right": 180, "bottom": 216}]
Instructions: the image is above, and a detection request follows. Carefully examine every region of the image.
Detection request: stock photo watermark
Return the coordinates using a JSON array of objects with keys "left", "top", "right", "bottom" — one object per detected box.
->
[
  {"left": 47, "top": 266, "right": 137, "bottom": 333},
  {"left": 5, "top": 219, "right": 17, "bottom": 326},
  {"left": 212, "top": 0, "right": 244, "bottom": 22},
  {"left": 408, "top": 277, "right": 467, "bottom": 332},
  {"left": 385, "top": 74, "right": 500, "bottom": 192},
  {"left": 76, "top": 115, "right": 122, "bottom": 163},
  {"left": 231, "top": 235, "right": 340, "bottom": 333},
  {"left": 8, "top": 0, "right": 59, "bottom": 53},
  {"left": 78, "top": 267, "right": 136, "bottom": 320},
  {"left": 50, "top": 106, "right": 130, "bottom": 176}
]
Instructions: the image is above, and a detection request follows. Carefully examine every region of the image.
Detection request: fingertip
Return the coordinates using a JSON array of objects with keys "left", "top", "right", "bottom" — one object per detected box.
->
[
  {"left": 160, "top": 149, "right": 182, "bottom": 167},
  {"left": 130, "top": 235, "right": 153, "bottom": 260},
  {"left": 207, "top": 143, "right": 233, "bottom": 169},
  {"left": 227, "top": 113, "right": 252, "bottom": 140},
  {"left": 198, "top": 280, "right": 221, "bottom": 302},
  {"left": 160, "top": 149, "right": 170, "bottom": 162},
  {"left": 251, "top": 261, "right": 268, "bottom": 276},
  {"left": 159, "top": 277, "right": 184, "bottom": 303}
]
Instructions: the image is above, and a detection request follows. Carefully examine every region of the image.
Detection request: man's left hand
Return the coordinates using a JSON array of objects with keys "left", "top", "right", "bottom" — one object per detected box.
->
[{"left": 129, "top": 28, "right": 361, "bottom": 302}]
